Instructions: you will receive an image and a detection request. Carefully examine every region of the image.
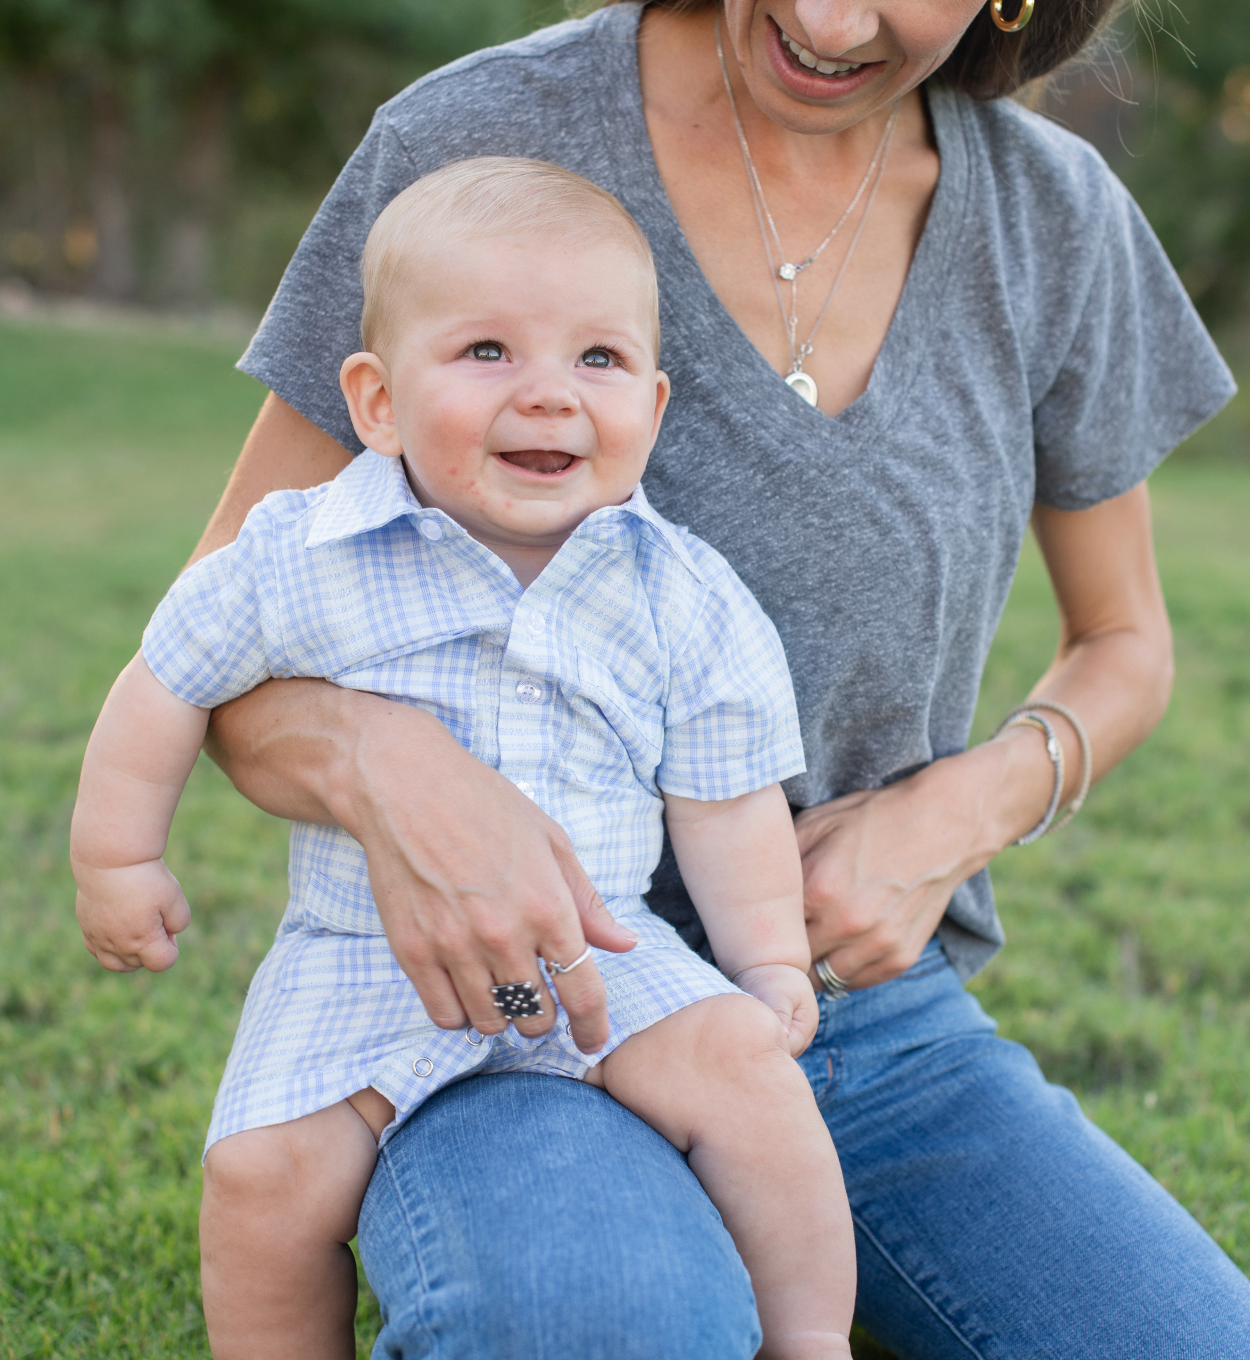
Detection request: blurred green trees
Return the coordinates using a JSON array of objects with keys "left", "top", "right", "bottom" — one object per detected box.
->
[
  {"left": 0, "top": 0, "right": 551, "bottom": 306},
  {"left": 1096, "top": 1, "right": 1250, "bottom": 321},
  {"left": 0, "top": 0, "right": 1248, "bottom": 316}
]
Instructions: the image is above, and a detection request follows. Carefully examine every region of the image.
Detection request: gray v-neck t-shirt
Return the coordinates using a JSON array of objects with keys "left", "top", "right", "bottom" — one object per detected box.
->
[{"left": 239, "top": 2, "right": 1234, "bottom": 978}]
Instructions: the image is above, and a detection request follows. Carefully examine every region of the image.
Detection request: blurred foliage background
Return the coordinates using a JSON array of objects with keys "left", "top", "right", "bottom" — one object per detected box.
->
[
  {"left": 0, "top": 4, "right": 1247, "bottom": 1359},
  {"left": 0, "top": 0, "right": 558, "bottom": 309},
  {"left": 0, "top": 0, "right": 1248, "bottom": 319}
]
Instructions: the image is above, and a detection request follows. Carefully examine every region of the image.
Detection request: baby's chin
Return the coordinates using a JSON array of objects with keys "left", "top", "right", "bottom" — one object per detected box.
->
[{"left": 467, "top": 491, "right": 623, "bottom": 549}]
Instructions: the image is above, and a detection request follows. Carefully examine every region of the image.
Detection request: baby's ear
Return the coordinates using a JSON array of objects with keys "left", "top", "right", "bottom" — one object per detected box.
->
[{"left": 340, "top": 352, "right": 403, "bottom": 457}]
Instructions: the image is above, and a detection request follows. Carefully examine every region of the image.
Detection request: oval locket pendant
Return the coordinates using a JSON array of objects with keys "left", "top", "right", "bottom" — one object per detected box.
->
[{"left": 785, "top": 371, "right": 818, "bottom": 407}]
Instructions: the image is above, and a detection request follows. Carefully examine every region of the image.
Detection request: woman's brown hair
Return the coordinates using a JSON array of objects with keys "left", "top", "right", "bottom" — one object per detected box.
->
[{"left": 594, "top": 0, "right": 1126, "bottom": 101}]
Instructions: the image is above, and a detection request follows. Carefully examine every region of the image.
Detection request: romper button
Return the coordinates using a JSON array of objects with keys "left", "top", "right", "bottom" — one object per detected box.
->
[
  {"left": 413, "top": 1057, "right": 434, "bottom": 1077},
  {"left": 514, "top": 780, "right": 536, "bottom": 799},
  {"left": 515, "top": 680, "right": 543, "bottom": 704},
  {"left": 419, "top": 520, "right": 443, "bottom": 541},
  {"left": 465, "top": 1029, "right": 484, "bottom": 1046},
  {"left": 527, "top": 612, "right": 547, "bottom": 637}
]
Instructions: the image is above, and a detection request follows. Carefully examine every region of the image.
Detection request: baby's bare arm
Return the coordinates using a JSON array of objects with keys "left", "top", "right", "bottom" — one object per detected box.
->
[
  {"left": 70, "top": 653, "right": 209, "bottom": 971},
  {"left": 663, "top": 785, "right": 817, "bottom": 1054}
]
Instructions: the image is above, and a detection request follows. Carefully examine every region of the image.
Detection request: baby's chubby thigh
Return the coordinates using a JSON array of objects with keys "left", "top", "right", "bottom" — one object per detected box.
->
[{"left": 200, "top": 1096, "right": 385, "bottom": 1360}]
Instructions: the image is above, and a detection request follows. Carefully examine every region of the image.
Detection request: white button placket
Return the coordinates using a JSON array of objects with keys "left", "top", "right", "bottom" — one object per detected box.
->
[{"left": 500, "top": 597, "right": 553, "bottom": 804}]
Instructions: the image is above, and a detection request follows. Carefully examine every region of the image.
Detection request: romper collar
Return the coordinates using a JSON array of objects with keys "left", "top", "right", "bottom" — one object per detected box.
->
[{"left": 304, "top": 448, "right": 702, "bottom": 580}]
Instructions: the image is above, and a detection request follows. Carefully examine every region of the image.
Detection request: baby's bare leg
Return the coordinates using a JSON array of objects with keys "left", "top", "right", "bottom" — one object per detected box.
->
[
  {"left": 200, "top": 1089, "right": 394, "bottom": 1360},
  {"left": 592, "top": 994, "right": 855, "bottom": 1360}
]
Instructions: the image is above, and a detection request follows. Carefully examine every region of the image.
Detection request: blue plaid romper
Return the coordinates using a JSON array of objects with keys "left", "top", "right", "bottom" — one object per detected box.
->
[{"left": 143, "top": 452, "right": 805, "bottom": 1151}]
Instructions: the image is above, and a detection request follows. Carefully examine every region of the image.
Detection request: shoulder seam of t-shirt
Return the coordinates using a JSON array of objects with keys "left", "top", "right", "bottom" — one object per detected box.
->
[{"left": 374, "top": 9, "right": 619, "bottom": 156}]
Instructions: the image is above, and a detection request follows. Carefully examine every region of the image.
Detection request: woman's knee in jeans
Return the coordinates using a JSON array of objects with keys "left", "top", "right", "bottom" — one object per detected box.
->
[{"left": 370, "top": 1246, "right": 761, "bottom": 1360}]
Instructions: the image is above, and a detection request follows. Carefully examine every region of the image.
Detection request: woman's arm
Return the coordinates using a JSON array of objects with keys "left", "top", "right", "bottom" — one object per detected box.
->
[
  {"left": 797, "top": 480, "right": 1173, "bottom": 989},
  {"left": 198, "top": 396, "right": 633, "bottom": 1048}
]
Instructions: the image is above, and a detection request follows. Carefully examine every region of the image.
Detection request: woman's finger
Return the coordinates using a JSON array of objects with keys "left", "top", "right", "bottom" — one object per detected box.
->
[
  {"left": 403, "top": 958, "right": 471, "bottom": 1031},
  {"left": 446, "top": 954, "right": 548, "bottom": 1038},
  {"left": 550, "top": 839, "right": 638, "bottom": 956},
  {"left": 542, "top": 949, "right": 609, "bottom": 1055}
]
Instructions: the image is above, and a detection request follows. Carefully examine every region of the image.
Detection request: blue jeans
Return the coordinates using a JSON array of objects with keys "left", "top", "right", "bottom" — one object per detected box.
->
[{"left": 358, "top": 940, "right": 1250, "bottom": 1358}]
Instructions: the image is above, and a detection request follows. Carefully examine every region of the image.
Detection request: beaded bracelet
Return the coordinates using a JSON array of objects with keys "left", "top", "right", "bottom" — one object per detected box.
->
[{"left": 993, "top": 699, "right": 1094, "bottom": 843}]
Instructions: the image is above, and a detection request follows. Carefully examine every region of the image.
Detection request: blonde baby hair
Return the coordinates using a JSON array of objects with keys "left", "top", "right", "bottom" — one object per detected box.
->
[{"left": 360, "top": 156, "right": 660, "bottom": 359}]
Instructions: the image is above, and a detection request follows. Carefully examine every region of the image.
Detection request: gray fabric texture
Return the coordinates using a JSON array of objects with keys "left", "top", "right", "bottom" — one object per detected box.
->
[{"left": 238, "top": 2, "right": 1235, "bottom": 979}]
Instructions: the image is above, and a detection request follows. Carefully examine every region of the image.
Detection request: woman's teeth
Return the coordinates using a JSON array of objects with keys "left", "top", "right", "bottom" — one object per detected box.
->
[{"left": 778, "top": 28, "right": 862, "bottom": 76}]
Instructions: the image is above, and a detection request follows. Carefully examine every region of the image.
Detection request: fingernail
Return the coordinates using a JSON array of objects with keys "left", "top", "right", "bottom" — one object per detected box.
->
[{"left": 620, "top": 929, "right": 640, "bottom": 942}]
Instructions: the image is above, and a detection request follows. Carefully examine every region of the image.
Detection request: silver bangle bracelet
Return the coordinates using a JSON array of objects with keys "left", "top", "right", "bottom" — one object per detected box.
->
[
  {"left": 994, "top": 710, "right": 1064, "bottom": 845},
  {"left": 999, "top": 699, "right": 1094, "bottom": 834}
]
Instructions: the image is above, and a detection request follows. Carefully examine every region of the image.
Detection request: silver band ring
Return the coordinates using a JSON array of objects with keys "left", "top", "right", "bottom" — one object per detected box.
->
[
  {"left": 547, "top": 945, "right": 593, "bottom": 976},
  {"left": 814, "top": 956, "right": 849, "bottom": 1000},
  {"left": 491, "top": 980, "right": 544, "bottom": 1018}
]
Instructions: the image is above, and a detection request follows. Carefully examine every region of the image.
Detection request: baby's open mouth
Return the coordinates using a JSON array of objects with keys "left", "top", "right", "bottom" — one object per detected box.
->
[
  {"left": 776, "top": 24, "right": 863, "bottom": 77},
  {"left": 498, "top": 450, "right": 578, "bottom": 474}
]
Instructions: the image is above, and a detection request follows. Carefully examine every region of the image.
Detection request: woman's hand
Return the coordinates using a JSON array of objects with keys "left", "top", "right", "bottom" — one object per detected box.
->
[
  {"left": 795, "top": 742, "right": 1016, "bottom": 990},
  {"left": 340, "top": 696, "right": 639, "bottom": 1053},
  {"left": 799, "top": 482, "right": 1174, "bottom": 991},
  {"left": 208, "top": 680, "right": 638, "bottom": 1054}
]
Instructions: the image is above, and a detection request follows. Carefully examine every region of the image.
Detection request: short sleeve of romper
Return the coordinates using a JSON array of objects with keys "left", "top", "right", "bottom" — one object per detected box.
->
[
  {"left": 142, "top": 496, "right": 297, "bottom": 708},
  {"left": 656, "top": 530, "right": 806, "bottom": 803}
]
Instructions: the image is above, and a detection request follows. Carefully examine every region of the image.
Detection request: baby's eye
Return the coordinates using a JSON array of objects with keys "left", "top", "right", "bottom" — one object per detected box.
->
[
  {"left": 470, "top": 342, "right": 503, "bottom": 361},
  {"left": 580, "top": 348, "right": 615, "bottom": 369}
]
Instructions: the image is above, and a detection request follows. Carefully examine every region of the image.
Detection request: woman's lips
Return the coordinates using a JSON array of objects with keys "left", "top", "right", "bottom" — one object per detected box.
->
[
  {"left": 497, "top": 450, "right": 578, "bottom": 475},
  {"left": 765, "top": 18, "right": 883, "bottom": 99}
]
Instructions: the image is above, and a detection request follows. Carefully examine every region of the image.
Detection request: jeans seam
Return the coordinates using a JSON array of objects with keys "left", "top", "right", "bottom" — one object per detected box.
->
[
  {"left": 851, "top": 1210, "right": 987, "bottom": 1360},
  {"left": 374, "top": 1144, "right": 440, "bottom": 1359}
]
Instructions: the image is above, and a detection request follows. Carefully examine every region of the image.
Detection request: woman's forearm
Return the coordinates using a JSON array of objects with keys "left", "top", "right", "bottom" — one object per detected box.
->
[
  {"left": 983, "top": 484, "right": 1174, "bottom": 849},
  {"left": 796, "top": 482, "right": 1173, "bottom": 988},
  {"left": 205, "top": 678, "right": 433, "bottom": 828}
]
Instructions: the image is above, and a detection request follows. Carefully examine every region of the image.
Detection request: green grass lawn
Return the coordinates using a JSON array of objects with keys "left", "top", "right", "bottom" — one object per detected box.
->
[{"left": 1, "top": 314, "right": 1247, "bottom": 1358}]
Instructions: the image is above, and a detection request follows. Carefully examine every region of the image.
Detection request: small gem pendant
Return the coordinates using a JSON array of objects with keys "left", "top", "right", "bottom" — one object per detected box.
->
[
  {"left": 778, "top": 262, "right": 799, "bottom": 281},
  {"left": 785, "top": 370, "right": 818, "bottom": 406}
]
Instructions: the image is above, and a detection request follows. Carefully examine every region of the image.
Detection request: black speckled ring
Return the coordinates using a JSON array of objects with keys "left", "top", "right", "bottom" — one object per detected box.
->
[{"left": 491, "top": 981, "right": 543, "bottom": 1018}]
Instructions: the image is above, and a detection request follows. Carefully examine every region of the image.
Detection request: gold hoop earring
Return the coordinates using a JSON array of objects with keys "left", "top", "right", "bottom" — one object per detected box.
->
[{"left": 990, "top": 0, "right": 1035, "bottom": 32}]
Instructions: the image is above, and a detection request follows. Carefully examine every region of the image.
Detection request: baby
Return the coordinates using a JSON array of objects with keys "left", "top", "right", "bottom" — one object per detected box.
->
[{"left": 70, "top": 158, "right": 855, "bottom": 1360}]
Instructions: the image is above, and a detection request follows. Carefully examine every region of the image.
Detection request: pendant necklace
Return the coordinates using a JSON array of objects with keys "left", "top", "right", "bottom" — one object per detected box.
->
[{"left": 715, "top": 15, "right": 900, "bottom": 407}]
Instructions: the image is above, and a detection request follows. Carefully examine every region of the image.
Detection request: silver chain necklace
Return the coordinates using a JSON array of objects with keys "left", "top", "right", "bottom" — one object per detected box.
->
[{"left": 715, "top": 15, "right": 900, "bottom": 407}]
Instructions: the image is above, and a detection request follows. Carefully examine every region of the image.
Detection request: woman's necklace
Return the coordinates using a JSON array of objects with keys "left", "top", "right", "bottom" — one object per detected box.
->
[{"left": 715, "top": 15, "right": 900, "bottom": 407}]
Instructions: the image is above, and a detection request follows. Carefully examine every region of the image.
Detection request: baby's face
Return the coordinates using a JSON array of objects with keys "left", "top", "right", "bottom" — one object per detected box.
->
[{"left": 349, "top": 233, "right": 668, "bottom": 561}]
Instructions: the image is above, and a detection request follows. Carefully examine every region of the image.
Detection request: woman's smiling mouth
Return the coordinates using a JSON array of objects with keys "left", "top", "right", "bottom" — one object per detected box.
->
[{"left": 776, "top": 23, "right": 864, "bottom": 77}]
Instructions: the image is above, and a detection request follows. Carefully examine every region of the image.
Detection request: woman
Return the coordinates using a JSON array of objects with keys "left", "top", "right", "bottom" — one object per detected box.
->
[{"left": 195, "top": 1, "right": 1250, "bottom": 1355}]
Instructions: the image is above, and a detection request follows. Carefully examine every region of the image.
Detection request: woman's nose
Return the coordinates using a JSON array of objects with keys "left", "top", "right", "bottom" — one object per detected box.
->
[{"left": 792, "top": 0, "right": 881, "bottom": 59}]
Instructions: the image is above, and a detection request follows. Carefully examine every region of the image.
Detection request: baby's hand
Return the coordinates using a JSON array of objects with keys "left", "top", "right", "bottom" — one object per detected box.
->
[
  {"left": 732, "top": 962, "right": 820, "bottom": 1057},
  {"left": 73, "top": 859, "right": 191, "bottom": 973}
]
